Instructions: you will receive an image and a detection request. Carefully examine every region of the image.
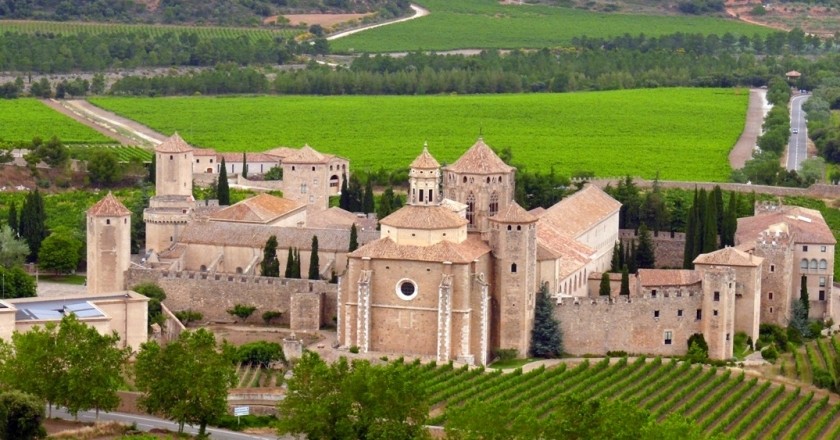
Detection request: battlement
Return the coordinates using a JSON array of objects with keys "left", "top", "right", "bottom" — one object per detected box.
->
[
  {"left": 128, "top": 268, "right": 336, "bottom": 293},
  {"left": 144, "top": 210, "right": 191, "bottom": 224},
  {"left": 557, "top": 292, "right": 701, "bottom": 307}
]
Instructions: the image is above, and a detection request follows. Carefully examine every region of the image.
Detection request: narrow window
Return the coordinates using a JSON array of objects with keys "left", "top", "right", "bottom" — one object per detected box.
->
[
  {"left": 312, "top": 166, "right": 315, "bottom": 171},
  {"left": 419, "top": 189, "right": 424, "bottom": 202},
  {"left": 507, "top": 225, "right": 512, "bottom": 231},
  {"left": 429, "top": 190, "right": 433, "bottom": 202},
  {"left": 801, "top": 259, "right": 809, "bottom": 270},
  {"left": 769, "top": 292, "right": 773, "bottom": 300},
  {"left": 696, "top": 309, "right": 702, "bottom": 320},
  {"left": 822, "top": 245, "right": 827, "bottom": 252},
  {"left": 466, "top": 193, "right": 476, "bottom": 226},
  {"left": 651, "top": 289, "right": 657, "bottom": 298},
  {"left": 713, "top": 291, "right": 720, "bottom": 302},
  {"left": 511, "top": 263, "right": 517, "bottom": 273},
  {"left": 654, "top": 310, "right": 660, "bottom": 318},
  {"left": 664, "top": 331, "right": 672, "bottom": 345},
  {"left": 517, "top": 225, "right": 521, "bottom": 231},
  {"left": 820, "top": 277, "right": 826, "bottom": 287},
  {"left": 820, "top": 290, "right": 826, "bottom": 301},
  {"left": 770, "top": 307, "right": 773, "bottom": 313},
  {"left": 106, "top": 219, "right": 110, "bottom": 225},
  {"left": 804, "top": 245, "right": 809, "bottom": 252},
  {"left": 770, "top": 264, "right": 775, "bottom": 273},
  {"left": 726, "top": 333, "right": 730, "bottom": 341},
  {"left": 713, "top": 309, "right": 718, "bottom": 316},
  {"left": 677, "top": 309, "right": 683, "bottom": 317},
  {"left": 489, "top": 192, "right": 499, "bottom": 216}
]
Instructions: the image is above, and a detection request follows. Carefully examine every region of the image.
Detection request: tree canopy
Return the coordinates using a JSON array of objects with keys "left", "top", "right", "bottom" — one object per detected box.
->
[{"left": 530, "top": 283, "right": 563, "bottom": 358}]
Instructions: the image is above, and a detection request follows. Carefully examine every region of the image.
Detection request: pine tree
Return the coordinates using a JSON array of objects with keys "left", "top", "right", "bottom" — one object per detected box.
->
[
  {"left": 339, "top": 173, "right": 349, "bottom": 211},
  {"left": 349, "top": 224, "right": 358, "bottom": 252},
  {"left": 635, "top": 223, "right": 655, "bottom": 269},
  {"left": 241, "top": 152, "right": 248, "bottom": 179},
  {"left": 599, "top": 273, "right": 611, "bottom": 296},
  {"left": 620, "top": 265, "right": 630, "bottom": 296},
  {"left": 261, "top": 235, "right": 280, "bottom": 277},
  {"left": 7, "top": 201, "right": 17, "bottom": 235},
  {"left": 362, "top": 179, "right": 374, "bottom": 214},
  {"left": 529, "top": 283, "right": 563, "bottom": 358},
  {"left": 308, "top": 236, "right": 320, "bottom": 280},
  {"left": 218, "top": 158, "right": 230, "bottom": 206},
  {"left": 284, "top": 248, "right": 294, "bottom": 278}
]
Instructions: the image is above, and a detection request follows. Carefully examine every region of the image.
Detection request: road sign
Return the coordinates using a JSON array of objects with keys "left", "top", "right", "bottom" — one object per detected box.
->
[{"left": 234, "top": 406, "right": 249, "bottom": 417}]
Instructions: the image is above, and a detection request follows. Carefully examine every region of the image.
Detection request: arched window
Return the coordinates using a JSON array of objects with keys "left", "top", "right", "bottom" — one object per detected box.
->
[
  {"left": 801, "top": 259, "right": 808, "bottom": 270},
  {"left": 517, "top": 225, "right": 521, "bottom": 231},
  {"left": 511, "top": 263, "right": 517, "bottom": 273},
  {"left": 463, "top": 176, "right": 468, "bottom": 183},
  {"left": 810, "top": 259, "right": 818, "bottom": 270},
  {"left": 466, "top": 193, "right": 475, "bottom": 226},
  {"left": 489, "top": 192, "right": 499, "bottom": 217},
  {"left": 820, "top": 259, "right": 828, "bottom": 270}
]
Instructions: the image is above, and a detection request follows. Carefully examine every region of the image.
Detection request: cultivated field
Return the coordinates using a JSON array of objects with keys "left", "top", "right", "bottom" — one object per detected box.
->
[
  {"left": 0, "top": 99, "right": 113, "bottom": 144},
  {"left": 411, "top": 357, "right": 840, "bottom": 439},
  {"left": 330, "top": 0, "right": 773, "bottom": 52},
  {"left": 90, "top": 88, "right": 748, "bottom": 181},
  {"left": 0, "top": 20, "right": 300, "bottom": 40}
]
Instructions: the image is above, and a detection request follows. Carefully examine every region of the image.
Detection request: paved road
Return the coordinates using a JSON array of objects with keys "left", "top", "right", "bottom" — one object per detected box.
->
[
  {"left": 326, "top": 4, "right": 429, "bottom": 41},
  {"left": 51, "top": 407, "right": 285, "bottom": 440},
  {"left": 787, "top": 93, "right": 810, "bottom": 171}
]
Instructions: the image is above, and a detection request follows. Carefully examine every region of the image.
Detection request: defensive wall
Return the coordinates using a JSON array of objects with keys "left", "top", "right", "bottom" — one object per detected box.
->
[
  {"left": 620, "top": 229, "right": 686, "bottom": 269},
  {"left": 126, "top": 268, "right": 336, "bottom": 332}
]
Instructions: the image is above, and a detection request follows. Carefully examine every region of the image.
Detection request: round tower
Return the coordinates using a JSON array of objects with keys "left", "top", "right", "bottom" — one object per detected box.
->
[
  {"left": 86, "top": 192, "right": 131, "bottom": 295},
  {"left": 488, "top": 202, "right": 538, "bottom": 357},
  {"left": 408, "top": 143, "right": 441, "bottom": 206}
]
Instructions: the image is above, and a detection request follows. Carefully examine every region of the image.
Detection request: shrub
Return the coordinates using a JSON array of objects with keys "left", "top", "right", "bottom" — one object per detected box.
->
[
  {"left": 227, "top": 304, "right": 257, "bottom": 321},
  {"left": 349, "top": 345, "right": 360, "bottom": 354},
  {"left": 262, "top": 310, "right": 282, "bottom": 324},
  {"left": 809, "top": 320, "right": 825, "bottom": 338},
  {"left": 214, "top": 414, "right": 277, "bottom": 431},
  {"left": 761, "top": 345, "right": 779, "bottom": 362},
  {"left": 813, "top": 368, "right": 834, "bottom": 389},
  {"left": 174, "top": 310, "right": 203, "bottom": 324},
  {"left": 133, "top": 282, "right": 166, "bottom": 327},
  {"left": 235, "top": 341, "right": 285, "bottom": 367},
  {"left": 495, "top": 348, "right": 518, "bottom": 362},
  {"left": 760, "top": 323, "right": 789, "bottom": 350},
  {"left": 606, "top": 351, "right": 628, "bottom": 357}
]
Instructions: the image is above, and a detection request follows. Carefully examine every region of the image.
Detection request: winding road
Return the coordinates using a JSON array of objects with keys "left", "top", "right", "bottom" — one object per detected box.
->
[
  {"left": 326, "top": 4, "right": 429, "bottom": 41},
  {"left": 787, "top": 93, "right": 810, "bottom": 171}
]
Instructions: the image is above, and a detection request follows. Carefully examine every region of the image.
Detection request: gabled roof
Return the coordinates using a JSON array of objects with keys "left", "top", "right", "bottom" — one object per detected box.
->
[
  {"left": 263, "top": 147, "right": 298, "bottom": 159},
  {"left": 282, "top": 145, "right": 328, "bottom": 164},
  {"left": 736, "top": 206, "right": 836, "bottom": 245},
  {"left": 490, "top": 202, "right": 537, "bottom": 224},
  {"left": 444, "top": 138, "right": 515, "bottom": 175},
  {"left": 380, "top": 205, "right": 468, "bottom": 230},
  {"left": 349, "top": 235, "right": 490, "bottom": 263},
  {"left": 192, "top": 147, "right": 217, "bottom": 157},
  {"left": 306, "top": 207, "right": 361, "bottom": 229},
  {"left": 217, "top": 152, "right": 279, "bottom": 163},
  {"left": 693, "top": 246, "right": 763, "bottom": 267},
  {"left": 638, "top": 269, "right": 701, "bottom": 287},
  {"left": 410, "top": 145, "right": 440, "bottom": 170},
  {"left": 156, "top": 133, "right": 193, "bottom": 153},
  {"left": 88, "top": 192, "right": 131, "bottom": 217},
  {"left": 541, "top": 185, "right": 621, "bottom": 238},
  {"left": 178, "top": 222, "right": 377, "bottom": 251},
  {"left": 209, "top": 193, "right": 304, "bottom": 224}
]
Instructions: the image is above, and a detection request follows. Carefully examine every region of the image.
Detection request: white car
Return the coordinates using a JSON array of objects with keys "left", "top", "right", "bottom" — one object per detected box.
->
[{"left": 792, "top": 128, "right": 799, "bottom": 134}]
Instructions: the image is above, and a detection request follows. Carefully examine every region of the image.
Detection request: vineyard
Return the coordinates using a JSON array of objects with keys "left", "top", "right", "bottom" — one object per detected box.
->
[
  {"left": 68, "top": 145, "right": 152, "bottom": 163},
  {"left": 90, "top": 88, "right": 748, "bottom": 181},
  {"left": 330, "top": 0, "right": 773, "bottom": 52},
  {"left": 0, "top": 20, "right": 301, "bottom": 40},
  {"left": 235, "top": 363, "right": 280, "bottom": 388},
  {"left": 0, "top": 99, "right": 113, "bottom": 144},
  {"left": 781, "top": 334, "right": 840, "bottom": 391},
  {"left": 392, "top": 357, "right": 840, "bottom": 438}
]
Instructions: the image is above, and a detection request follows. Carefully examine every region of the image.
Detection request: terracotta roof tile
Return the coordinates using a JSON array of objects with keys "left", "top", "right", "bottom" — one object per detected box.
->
[
  {"left": 693, "top": 247, "right": 763, "bottom": 267},
  {"left": 349, "top": 235, "right": 490, "bottom": 263},
  {"left": 736, "top": 206, "right": 836, "bottom": 245},
  {"left": 410, "top": 145, "right": 440, "bottom": 169},
  {"left": 156, "top": 133, "right": 193, "bottom": 153},
  {"left": 444, "top": 138, "right": 515, "bottom": 175},
  {"left": 218, "top": 153, "right": 279, "bottom": 163},
  {"left": 380, "top": 205, "right": 468, "bottom": 229},
  {"left": 179, "top": 222, "right": 377, "bottom": 251},
  {"left": 88, "top": 192, "right": 131, "bottom": 217},
  {"left": 306, "top": 207, "right": 361, "bottom": 229},
  {"left": 542, "top": 185, "right": 621, "bottom": 238},
  {"left": 282, "top": 145, "right": 331, "bottom": 164},
  {"left": 210, "top": 193, "right": 305, "bottom": 224},
  {"left": 263, "top": 147, "right": 297, "bottom": 159},
  {"left": 536, "top": 222, "right": 595, "bottom": 279},
  {"left": 638, "top": 269, "right": 701, "bottom": 287},
  {"left": 192, "top": 147, "right": 217, "bottom": 157},
  {"left": 490, "top": 202, "right": 537, "bottom": 224},
  {"left": 528, "top": 207, "right": 546, "bottom": 217}
]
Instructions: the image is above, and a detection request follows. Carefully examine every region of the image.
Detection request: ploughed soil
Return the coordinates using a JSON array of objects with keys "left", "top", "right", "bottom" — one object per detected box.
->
[
  {"left": 264, "top": 13, "right": 372, "bottom": 26},
  {"left": 203, "top": 323, "right": 322, "bottom": 347}
]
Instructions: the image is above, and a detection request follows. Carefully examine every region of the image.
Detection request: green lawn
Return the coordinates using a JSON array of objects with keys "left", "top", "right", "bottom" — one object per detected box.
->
[
  {"left": 90, "top": 88, "right": 748, "bottom": 181},
  {"left": 331, "top": 0, "right": 772, "bottom": 52},
  {"left": 0, "top": 99, "right": 113, "bottom": 144}
]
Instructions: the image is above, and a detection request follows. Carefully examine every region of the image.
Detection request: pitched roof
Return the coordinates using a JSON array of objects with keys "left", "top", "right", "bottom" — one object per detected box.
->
[
  {"left": 349, "top": 235, "right": 490, "bottom": 263},
  {"left": 218, "top": 152, "right": 278, "bottom": 163},
  {"left": 282, "top": 145, "right": 329, "bottom": 164},
  {"left": 541, "top": 185, "right": 621, "bottom": 238},
  {"left": 88, "top": 192, "right": 131, "bottom": 217},
  {"left": 306, "top": 207, "right": 361, "bottom": 229},
  {"left": 263, "top": 147, "right": 297, "bottom": 159},
  {"left": 178, "top": 222, "right": 378, "bottom": 251},
  {"left": 693, "top": 246, "right": 763, "bottom": 267},
  {"left": 490, "top": 202, "right": 537, "bottom": 224},
  {"left": 209, "top": 193, "right": 305, "bottom": 224},
  {"left": 638, "top": 269, "right": 701, "bottom": 287},
  {"left": 192, "top": 147, "right": 217, "bottom": 157},
  {"left": 380, "top": 205, "right": 468, "bottom": 230},
  {"left": 536, "top": 222, "right": 595, "bottom": 280},
  {"left": 736, "top": 206, "right": 836, "bottom": 245},
  {"left": 156, "top": 133, "right": 193, "bottom": 153},
  {"left": 410, "top": 145, "right": 440, "bottom": 170},
  {"left": 444, "top": 138, "right": 515, "bottom": 175}
]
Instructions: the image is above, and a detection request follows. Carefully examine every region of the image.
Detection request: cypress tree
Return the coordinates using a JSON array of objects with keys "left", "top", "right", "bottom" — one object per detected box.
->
[
  {"left": 702, "top": 190, "right": 718, "bottom": 253},
  {"left": 349, "top": 224, "right": 358, "bottom": 252},
  {"left": 801, "top": 275, "right": 810, "bottom": 318},
  {"left": 308, "top": 236, "right": 320, "bottom": 280},
  {"left": 339, "top": 173, "right": 349, "bottom": 210},
  {"left": 713, "top": 185, "right": 724, "bottom": 237},
  {"left": 620, "top": 265, "right": 630, "bottom": 296},
  {"left": 362, "top": 179, "right": 374, "bottom": 214},
  {"left": 618, "top": 240, "right": 625, "bottom": 270},
  {"left": 529, "top": 283, "right": 563, "bottom": 358},
  {"left": 7, "top": 201, "right": 17, "bottom": 235},
  {"left": 694, "top": 188, "right": 707, "bottom": 256},
  {"left": 610, "top": 242, "right": 620, "bottom": 273},
  {"left": 627, "top": 240, "right": 638, "bottom": 273},
  {"left": 260, "top": 235, "right": 280, "bottom": 277},
  {"left": 218, "top": 158, "right": 230, "bottom": 205},
  {"left": 20, "top": 189, "right": 47, "bottom": 262},
  {"left": 636, "top": 223, "right": 655, "bottom": 269},
  {"left": 723, "top": 193, "right": 738, "bottom": 247},
  {"left": 147, "top": 153, "right": 156, "bottom": 184},
  {"left": 377, "top": 186, "right": 394, "bottom": 220},
  {"left": 241, "top": 152, "right": 248, "bottom": 179},
  {"left": 284, "top": 248, "right": 294, "bottom": 278},
  {"left": 683, "top": 202, "right": 696, "bottom": 269},
  {"left": 292, "top": 248, "right": 301, "bottom": 279},
  {"left": 599, "top": 273, "right": 611, "bottom": 296}
]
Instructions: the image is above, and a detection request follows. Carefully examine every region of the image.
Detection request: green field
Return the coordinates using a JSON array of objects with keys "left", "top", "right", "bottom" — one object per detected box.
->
[
  {"left": 0, "top": 20, "right": 300, "bottom": 40},
  {"left": 68, "top": 145, "right": 153, "bottom": 162},
  {"left": 0, "top": 99, "right": 113, "bottom": 144},
  {"left": 90, "top": 88, "right": 748, "bottom": 181},
  {"left": 331, "top": 0, "right": 773, "bottom": 52}
]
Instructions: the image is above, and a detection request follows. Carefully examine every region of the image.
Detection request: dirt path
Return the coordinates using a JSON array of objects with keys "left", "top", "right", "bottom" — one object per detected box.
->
[
  {"left": 729, "top": 88, "right": 767, "bottom": 170},
  {"left": 44, "top": 99, "right": 168, "bottom": 147},
  {"left": 326, "top": 3, "right": 429, "bottom": 41}
]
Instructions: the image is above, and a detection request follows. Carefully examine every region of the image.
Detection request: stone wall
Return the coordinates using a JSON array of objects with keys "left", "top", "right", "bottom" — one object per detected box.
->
[
  {"left": 581, "top": 178, "right": 840, "bottom": 200},
  {"left": 555, "top": 294, "right": 703, "bottom": 357},
  {"left": 125, "top": 268, "right": 336, "bottom": 331},
  {"left": 620, "top": 229, "right": 686, "bottom": 269}
]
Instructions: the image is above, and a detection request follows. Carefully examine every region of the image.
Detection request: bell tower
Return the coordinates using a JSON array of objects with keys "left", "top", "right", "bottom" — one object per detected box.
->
[{"left": 408, "top": 143, "right": 441, "bottom": 206}]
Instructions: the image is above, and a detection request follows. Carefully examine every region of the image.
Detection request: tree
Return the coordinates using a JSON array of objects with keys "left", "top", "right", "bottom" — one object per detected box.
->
[
  {"left": 620, "top": 265, "right": 630, "bottom": 296},
  {"left": 235, "top": 341, "right": 284, "bottom": 368},
  {"left": 277, "top": 352, "right": 430, "bottom": 440},
  {"left": 87, "top": 149, "right": 122, "bottom": 186},
  {"left": 261, "top": 235, "right": 280, "bottom": 277},
  {"left": 309, "top": 235, "right": 320, "bottom": 280},
  {"left": 610, "top": 242, "right": 620, "bottom": 273},
  {"left": 349, "top": 223, "right": 358, "bottom": 252},
  {"left": 19, "top": 189, "right": 47, "bottom": 262},
  {"left": 134, "top": 329, "right": 236, "bottom": 437},
  {"left": 227, "top": 304, "right": 256, "bottom": 322},
  {"left": 529, "top": 283, "right": 563, "bottom": 358},
  {"left": 800, "top": 275, "right": 810, "bottom": 318},
  {"left": 376, "top": 186, "right": 395, "bottom": 220},
  {"left": 683, "top": 189, "right": 698, "bottom": 269},
  {"left": 133, "top": 283, "right": 166, "bottom": 328},
  {"left": 292, "top": 248, "right": 301, "bottom": 278},
  {"left": 599, "top": 273, "right": 611, "bottom": 296},
  {"left": 339, "top": 172, "right": 350, "bottom": 211},
  {"left": 284, "top": 247, "right": 295, "bottom": 278},
  {"left": 635, "top": 223, "right": 655, "bottom": 269},
  {"left": 6, "top": 202, "right": 17, "bottom": 236},
  {"left": 702, "top": 189, "right": 718, "bottom": 253},
  {"left": 35, "top": 136, "right": 69, "bottom": 168},
  {"left": 218, "top": 158, "right": 230, "bottom": 205},
  {"left": 0, "top": 390, "right": 45, "bottom": 440},
  {"left": 241, "top": 152, "right": 248, "bottom": 179},
  {"left": 37, "top": 231, "right": 82, "bottom": 275},
  {"left": 0, "top": 225, "right": 29, "bottom": 268},
  {"left": 147, "top": 153, "right": 156, "bottom": 184},
  {"left": 362, "top": 179, "right": 375, "bottom": 214},
  {"left": 0, "top": 266, "right": 35, "bottom": 299},
  {"left": 722, "top": 192, "right": 738, "bottom": 247}
]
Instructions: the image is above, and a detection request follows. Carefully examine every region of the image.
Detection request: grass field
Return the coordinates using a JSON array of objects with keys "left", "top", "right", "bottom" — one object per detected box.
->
[
  {"left": 90, "top": 88, "right": 748, "bottom": 181},
  {"left": 330, "top": 0, "right": 773, "bottom": 52},
  {"left": 0, "top": 20, "right": 300, "bottom": 40},
  {"left": 0, "top": 99, "right": 114, "bottom": 144}
]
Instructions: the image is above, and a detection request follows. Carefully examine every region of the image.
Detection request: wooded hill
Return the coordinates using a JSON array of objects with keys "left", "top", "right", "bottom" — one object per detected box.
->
[{"left": 0, "top": 0, "right": 410, "bottom": 26}]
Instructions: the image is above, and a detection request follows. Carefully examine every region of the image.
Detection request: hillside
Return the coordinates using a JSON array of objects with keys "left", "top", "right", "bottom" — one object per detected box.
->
[{"left": 0, "top": 0, "right": 410, "bottom": 27}]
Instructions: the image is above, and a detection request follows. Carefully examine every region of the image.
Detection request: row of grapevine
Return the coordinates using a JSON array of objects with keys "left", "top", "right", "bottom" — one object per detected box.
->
[
  {"left": 0, "top": 20, "right": 301, "bottom": 40},
  {"left": 68, "top": 145, "right": 153, "bottom": 162}
]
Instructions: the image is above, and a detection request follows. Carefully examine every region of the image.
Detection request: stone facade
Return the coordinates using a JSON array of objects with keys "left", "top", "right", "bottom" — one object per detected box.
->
[
  {"left": 87, "top": 193, "right": 131, "bottom": 295},
  {"left": 620, "top": 229, "right": 687, "bottom": 269},
  {"left": 280, "top": 146, "right": 349, "bottom": 211}
]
